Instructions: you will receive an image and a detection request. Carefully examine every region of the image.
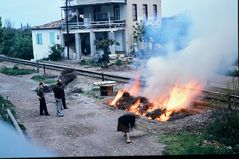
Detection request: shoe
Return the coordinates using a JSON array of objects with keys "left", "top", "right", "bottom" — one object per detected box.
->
[
  {"left": 45, "top": 114, "right": 50, "bottom": 116},
  {"left": 57, "top": 114, "right": 64, "bottom": 117},
  {"left": 124, "top": 134, "right": 126, "bottom": 137},
  {"left": 61, "top": 108, "right": 63, "bottom": 110},
  {"left": 127, "top": 140, "right": 133, "bottom": 144},
  {"left": 40, "top": 114, "right": 44, "bottom": 116}
]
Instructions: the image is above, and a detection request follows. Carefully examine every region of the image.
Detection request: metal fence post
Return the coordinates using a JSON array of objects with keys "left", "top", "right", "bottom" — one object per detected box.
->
[
  {"left": 228, "top": 93, "right": 232, "bottom": 110},
  {"left": 102, "top": 73, "right": 104, "bottom": 81},
  {"left": 43, "top": 64, "right": 46, "bottom": 74}
]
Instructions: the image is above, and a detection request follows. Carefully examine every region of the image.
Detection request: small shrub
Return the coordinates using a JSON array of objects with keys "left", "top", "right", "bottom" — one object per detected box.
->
[
  {"left": 79, "top": 58, "right": 100, "bottom": 67},
  {"left": 115, "top": 59, "right": 123, "bottom": 66},
  {"left": 206, "top": 109, "right": 239, "bottom": 147},
  {"left": 31, "top": 75, "right": 55, "bottom": 84},
  {"left": 0, "top": 66, "right": 34, "bottom": 75},
  {"left": 59, "top": 69, "right": 77, "bottom": 86}
]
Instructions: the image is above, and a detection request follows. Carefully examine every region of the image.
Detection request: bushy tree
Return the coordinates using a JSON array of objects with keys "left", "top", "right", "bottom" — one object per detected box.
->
[
  {"left": 12, "top": 29, "right": 33, "bottom": 60},
  {"left": 48, "top": 44, "right": 64, "bottom": 61},
  {"left": 0, "top": 18, "right": 34, "bottom": 60},
  {"left": 94, "top": 39, "right": 119, "bottom": 65}
]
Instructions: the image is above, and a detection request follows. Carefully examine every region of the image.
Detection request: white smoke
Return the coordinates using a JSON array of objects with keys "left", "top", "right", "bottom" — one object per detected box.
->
[{"left": 141, "top": 0, "right": 238, "bottom": 99}]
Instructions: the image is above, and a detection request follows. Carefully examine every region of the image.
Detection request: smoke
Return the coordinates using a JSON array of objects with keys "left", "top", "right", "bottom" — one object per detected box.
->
[{"left": 135, "top": 0, "right": 238, "bottom": 100}]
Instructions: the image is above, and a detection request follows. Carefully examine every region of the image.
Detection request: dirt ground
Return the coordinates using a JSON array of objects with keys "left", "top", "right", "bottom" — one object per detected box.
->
[
  {"left": 0, "top": 61, "right": 236, "bottom": 157},
  {"left": 0, "top": 63, "right": 166, "bottom": 157}
]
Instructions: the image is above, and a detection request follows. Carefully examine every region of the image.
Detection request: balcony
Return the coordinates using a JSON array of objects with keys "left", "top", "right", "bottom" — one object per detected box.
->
[
  {"left": 63, "top": 20, "right": 126, "bottom": 30},
  {"left": 73, "top": 0, "right": 126, "bottom": 6}
]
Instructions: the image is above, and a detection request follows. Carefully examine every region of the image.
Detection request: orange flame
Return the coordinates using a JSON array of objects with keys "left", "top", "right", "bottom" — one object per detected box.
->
[
  {"left": 110, "top": 89, "right": 126, "bottom": 106},
  {"left": 126, "top": 75, "right": 141, "bottom": 96},
  {"left": 110, "top": 79, "right": 203, "bottom": 122},
  {"left": 127, "top": 98, "right": 141, "bottom": 115}
]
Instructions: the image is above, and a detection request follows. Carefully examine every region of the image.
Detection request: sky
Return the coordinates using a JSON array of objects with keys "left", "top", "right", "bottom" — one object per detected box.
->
[{"left": 0, "top": 0, "right": 237, "bottom": 28}]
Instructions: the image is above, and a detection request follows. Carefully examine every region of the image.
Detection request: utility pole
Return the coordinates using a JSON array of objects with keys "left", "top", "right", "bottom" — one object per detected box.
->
[{"left": 65, "top": 0, "right": 70, "bottom": 59}]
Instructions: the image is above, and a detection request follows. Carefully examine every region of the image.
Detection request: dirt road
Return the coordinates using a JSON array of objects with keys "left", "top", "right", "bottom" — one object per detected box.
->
[{"left": 0, "top": 73, "right": 164, "bottom": 157}]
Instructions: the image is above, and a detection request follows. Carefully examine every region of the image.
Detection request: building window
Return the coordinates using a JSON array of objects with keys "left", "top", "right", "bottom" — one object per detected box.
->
[
  {"left": 49, "top": 32, "right": 55, "bottom": 45},
  {"left": 114, "top": 4, "right": 120, "bottom": 20},
  {"left": 153, "top": 4, "right": 157, "bottom": 21},
  {"left": 94, "top": 6, "right": 101, "bottom": 21},
  {"left": 132, "top": 4, "right": 137, "bottom": 21},
  {"left": 36, "top": 33, "right": 42, "bottom": 45},
  {"left": 143, "top": 4, "right": 148, "bottom": 21}
]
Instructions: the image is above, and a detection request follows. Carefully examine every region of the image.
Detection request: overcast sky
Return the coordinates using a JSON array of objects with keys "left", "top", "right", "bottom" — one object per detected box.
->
[{"left": 0, "top": 0, "right": 237, "bottom": 28}]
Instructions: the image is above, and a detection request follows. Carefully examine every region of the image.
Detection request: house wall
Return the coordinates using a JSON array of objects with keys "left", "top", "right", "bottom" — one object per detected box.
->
[
  {"left": 32, "top": 29, "right": 62, "bottom": 60},
  {"left": 125, "top": 0, "right": 161, "bottom": 54}
]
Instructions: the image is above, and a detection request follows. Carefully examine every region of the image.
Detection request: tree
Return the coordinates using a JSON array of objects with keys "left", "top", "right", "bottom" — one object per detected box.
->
[
  {"left": 94, "top": 39, "right": 119, "bottom": 66},
  {"left": 48, "top": 44, "right": 64, "bottom": 61},
  {"left": 12, "top": 29, "right": 33, "bottom": 60}
]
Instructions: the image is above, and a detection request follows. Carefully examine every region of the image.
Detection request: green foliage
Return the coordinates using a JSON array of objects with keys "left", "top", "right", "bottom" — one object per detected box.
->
[
  {"left": 94, "top": 39, "right": 120, "bottom": 64},
  {"left": 115, "top": 59, "right": 123, "bottom": 66},
  {"left": 48, "top": 44, "right": 64, "bottom": 61},
  {"left": 12, "top": 29, "right": 33, "bottom": 60},
  {"left": 31, "top": 75, "right": 56, "bottom": 84},
  {"left": 158, "top": 132, "right": 230, "bottom": 155},
  {"left": 206, "top": 110, "right": 239, "bottom": 147},
  {"left": 133, "top": 21, "right": 145, "bottom": 42},
  {"left": 79, "top": 58, "right": 101, "bottom": 67},
  {"left": 0, "top": 66, "right": 34, "bottom": 76},
  {"left": 226, "top": 70, "right": 239, "bottom": 77},
  {"left": 0, "top": 95, "right": 16, "bottom": 124},
  {"left": 0, "top": 18, "right": 33, "bottom": 60}
]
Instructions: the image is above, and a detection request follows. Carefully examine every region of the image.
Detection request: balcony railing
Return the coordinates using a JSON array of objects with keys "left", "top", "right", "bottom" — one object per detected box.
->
[
  {"left": 63, "top": 20, "right": 126, "bottom": 30},
  {"left": 75, "top": 0, "right": 126, "bottom": 6}
]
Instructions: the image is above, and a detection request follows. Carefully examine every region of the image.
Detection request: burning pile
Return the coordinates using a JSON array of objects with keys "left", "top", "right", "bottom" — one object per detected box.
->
[{"left": 109, "top": 76, "right": 203, "bottom": 122}]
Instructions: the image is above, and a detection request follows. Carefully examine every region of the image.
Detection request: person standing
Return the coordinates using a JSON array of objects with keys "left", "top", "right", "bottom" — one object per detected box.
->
[
  {"left": 52, "top": 81, "right": 64, "bottom": 117},
  {"left": 117, "top": 113, "right": 137, "bottom": 144},
  {"left": 37, "top": 82, "right": 50, "bottom": 116},
  {"left": 57, "top": 79, "right": 68, "bottom": 110}
]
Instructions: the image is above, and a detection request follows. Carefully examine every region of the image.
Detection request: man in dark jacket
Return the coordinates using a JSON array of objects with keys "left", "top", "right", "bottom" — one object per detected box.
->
[
  {"left": 52, "top": 81, "right": 64, "bottom": 117},
  {"left": 37, "top": 82, "right": 50, "bottom": 116},
  {"left": 117, "top": 113, "right": 137, "bottom": 144},
  {"left": 57, "top": 79, "right": 68, "bottom": 110}
]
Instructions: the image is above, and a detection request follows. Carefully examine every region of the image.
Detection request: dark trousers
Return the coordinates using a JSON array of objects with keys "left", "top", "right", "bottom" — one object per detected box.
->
[
  {"left": 39, "top": 97, "right": 49, "bottom": 115},
  {"left": 62, "top": 96, "right": 67, "bottom": 109}
]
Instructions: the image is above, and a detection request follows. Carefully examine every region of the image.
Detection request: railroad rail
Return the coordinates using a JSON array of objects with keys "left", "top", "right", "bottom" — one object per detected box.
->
[{"left": 0, "top": 55, "right": 238, "bottom": 110}]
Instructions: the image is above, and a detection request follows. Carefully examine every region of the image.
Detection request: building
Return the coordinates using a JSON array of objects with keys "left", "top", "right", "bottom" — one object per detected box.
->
[{"left": 32, "top": 0, "right": 161, "bottom": 60}]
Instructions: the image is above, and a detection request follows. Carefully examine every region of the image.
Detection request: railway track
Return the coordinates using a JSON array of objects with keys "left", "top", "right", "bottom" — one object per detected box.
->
[{"left": 0, "top": 55, "right": 238, "bottom": 110}]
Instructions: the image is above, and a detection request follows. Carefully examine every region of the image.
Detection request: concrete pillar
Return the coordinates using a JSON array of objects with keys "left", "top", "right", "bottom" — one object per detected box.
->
[
  {"left": 75, "top": 33, "right": 81, "bottom": 61},
  {"left": 90, "top": 30, "right": 96, "bottom": 57},
  {"left": 108, "top": 31, "right": 116, "bottom": 55}
]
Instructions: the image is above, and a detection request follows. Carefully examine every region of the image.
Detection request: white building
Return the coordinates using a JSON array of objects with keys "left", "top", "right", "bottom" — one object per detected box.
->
[
  {"left": 31, "top": 20, "right": 63, "bottom": 60},
  {"left": 32, "top": 0, "right": 161, "bottom": 60}
]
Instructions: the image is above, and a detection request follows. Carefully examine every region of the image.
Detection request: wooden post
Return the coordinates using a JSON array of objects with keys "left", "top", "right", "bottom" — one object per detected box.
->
[{"left": 102, "top": 73, "right": 105, "bottom": 81}]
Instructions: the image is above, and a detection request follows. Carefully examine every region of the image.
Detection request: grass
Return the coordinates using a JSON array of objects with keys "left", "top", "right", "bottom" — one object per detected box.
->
[
  {"left": 31, "top": 75, "right": 56, "bottom": 84},
  {"left": 158, "top": 132, "right": 231, "bottom": 155},
  {"left": 158, "top": 109, "right": 239, "bottom": 155},
  {"left": 0, "top": 95, "right": 27, "bottom": 135},
  {"left": 0, "top": 66, "right": 35, "bottom": 76},
  {"left": 0, "top": 95, "right": 16, "bottom": 124}
]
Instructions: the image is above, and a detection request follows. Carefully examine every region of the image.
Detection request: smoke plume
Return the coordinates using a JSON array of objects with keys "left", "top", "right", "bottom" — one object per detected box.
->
[{"left": 132, "top": 0, "right": 238, "bottom": 101}]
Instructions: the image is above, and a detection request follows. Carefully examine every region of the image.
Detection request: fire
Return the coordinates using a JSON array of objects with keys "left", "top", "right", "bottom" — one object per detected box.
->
[
  {"left": 109, "top": 79, "right": 203, "bottom": 122},
  {"left": 126, "top": 74, "right": 141, "bottom": 96},
  {"left": 127, "top": 98, "right": 141, "bottom": 115},
  {"left": 110, "top": 89, "right": 126, "bottom": 106}
]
